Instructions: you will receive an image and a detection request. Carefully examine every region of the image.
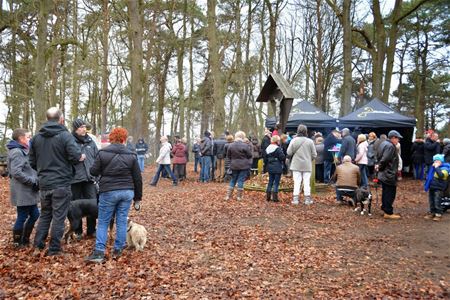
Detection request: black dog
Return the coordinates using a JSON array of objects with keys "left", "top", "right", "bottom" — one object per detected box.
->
[
  {"left": 354, "top": 187, "right": 372, "bottom": 216},
  {"left": 65, "top": 199, "right": 98, "bottom": 242}
]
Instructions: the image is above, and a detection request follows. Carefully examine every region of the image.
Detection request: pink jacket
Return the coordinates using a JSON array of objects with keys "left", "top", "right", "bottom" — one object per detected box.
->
[
  {"left": 172, "top": 143, "right": 187, "bottom": 164},
  {"left": 355, "top": 141, "right": 368, "bottom": 165}
]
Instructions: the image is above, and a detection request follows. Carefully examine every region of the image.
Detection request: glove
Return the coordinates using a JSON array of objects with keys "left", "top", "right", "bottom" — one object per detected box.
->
[
  {"left": 32, "top": 182, "right": 39, "bottom": 192},
  {"left": 133, "top": 200, "right": 141, "bottom": 211}
]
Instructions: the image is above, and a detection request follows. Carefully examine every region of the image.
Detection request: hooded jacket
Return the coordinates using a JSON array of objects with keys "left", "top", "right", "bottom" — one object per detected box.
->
[
  {"left": 264, "top": 144, "right": 286, "bottom": 174},
  {"left": 29, "top": 121, "right": 82, "bottom": 190},
  {"left": 7, "top": 140, "right": 39, "bottom": 206},
  {"left": 72, "top": 133, "right": 98, "bottom": 184},
  {"left": 136, "top": 139, "right": 149, "bottom": 155},
  {"left": 90, "top": 143, "right": 142, "bottom": 200}
]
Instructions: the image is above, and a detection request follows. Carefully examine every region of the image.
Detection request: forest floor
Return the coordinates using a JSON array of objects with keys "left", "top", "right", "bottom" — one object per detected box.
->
[{"left": 0, "top": 163, "right": 448, "bottom": 299}]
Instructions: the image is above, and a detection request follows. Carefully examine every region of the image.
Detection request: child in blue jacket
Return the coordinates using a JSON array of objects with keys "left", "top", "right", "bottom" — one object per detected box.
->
[{"left": 424, "top": 154, "right": 449, "bottom": 221}]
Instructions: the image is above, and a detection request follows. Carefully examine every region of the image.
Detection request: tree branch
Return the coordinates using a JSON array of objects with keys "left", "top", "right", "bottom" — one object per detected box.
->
[{"left": 394, "top": 0, "right": 433, "bottom": 24}]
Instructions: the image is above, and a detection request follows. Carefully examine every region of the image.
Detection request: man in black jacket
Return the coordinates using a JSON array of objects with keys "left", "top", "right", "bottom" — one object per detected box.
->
[
  {"left": 339, "top": 128, "right": 356, "bottom": 161},
  {"left": 424, "top": 132, "right": 440, "bottom": 175},
  {"left": 71, "top": 118, "right": 99, "bottom": 238},
  {"left": 375, "top": 130, "right": 402, "bottom": 220},
  {"left": 260, "top": 128, "right": 271, "bottom": 173},
  {"left": 30, "top": 107, "right": 84, "bottom": 256},
  {"left": 323, "top": 130, "right": 341, "bottom": 183}
]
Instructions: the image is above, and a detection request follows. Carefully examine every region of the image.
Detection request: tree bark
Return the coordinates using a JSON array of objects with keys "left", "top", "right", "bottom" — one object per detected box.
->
[
  {"left": 341, "top": 0, "right": 352, "bottom": 116},
  {"left": 100, "top": 0, "right": 110, "bottom": 135}
]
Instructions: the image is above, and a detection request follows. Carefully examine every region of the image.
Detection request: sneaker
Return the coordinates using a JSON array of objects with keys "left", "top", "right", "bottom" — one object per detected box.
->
[
  {"left": 383, "top": 213, "right": 401, "bottom": 220},
  {"left": 304, "top": 196, "right": 313, "bottom": 205},
  {"left": 424, "top": 213, "right": 434, "bottom": 220},
  {"left": 85, "top": 250, "right": 105, "bottom": 263},
  {"left": 432, "top": 214, "right": 442, "bottom": 222},
  {"left": 112, "top": 249, "right": 123, "bottom": 259}
]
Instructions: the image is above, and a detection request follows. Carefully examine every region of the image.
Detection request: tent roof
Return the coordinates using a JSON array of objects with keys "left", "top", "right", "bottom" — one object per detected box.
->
[
  {"left": 338, "top": 98, "right": 416, "bottom": 128},
  {"left": 256, "top": 73, "right": 299, "bottom": 102},
  {"left": 265, "top": 100, "right": 337, "bottom": 129}
]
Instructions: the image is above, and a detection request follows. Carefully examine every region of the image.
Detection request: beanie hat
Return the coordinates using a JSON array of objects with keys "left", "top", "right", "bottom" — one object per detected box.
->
[
  {"left": 433, "top": 154, "right": 444, "bottom": 163},
  {"left": 72, "top": 118, "right": 86, "bottom": 130},
  {"left": 204, "top": 131, "right": 211, "bottom": 137}
]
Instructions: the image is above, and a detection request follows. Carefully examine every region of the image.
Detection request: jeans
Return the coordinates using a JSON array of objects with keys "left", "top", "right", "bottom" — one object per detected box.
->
[
  {"left": 95, "top": 190, "right": 133, "bottom": 253},
  {"left": 151, "top": 164, "right": 177, "bottom": 185},
  {"left": 229, "top": 169, "right": 248, "bottom": 189},
  {"left": 267, "top": 173, "right": 281, "bottom": 193},
  {"left": 414, "top": 163, "right": 424, "bottom": 180},
  {"left": 14, "top": 205, "right": 40, "bottom": 231},
  {"left": 381, "top": 181, "right": 397, "bottom": 215},
  {"left": 292, "top": 171, "right": 312, "bottom": 196},
  {"left": 335, "top": 188, "right": 356, "bottom": 202},
  {"left": 200, "top": 156, "right": 212, "bottom": 182},
  {"left": 324, "top": 160, "right": 333, "bottom": 183},
  {"left": 137, "top": 155, "right": 145, "bottom": 172},
  {"left": 194, "top": 157, "right": 200, "bottom": 172},
  {"left": 359, "top": 164, "right": 368, "bottom": 187},
  {"left": 34, "top": 186, "right": 72, "bottom": 252},
  {"left": 428, "top": 189, "right": 443, "bottom": 215}
]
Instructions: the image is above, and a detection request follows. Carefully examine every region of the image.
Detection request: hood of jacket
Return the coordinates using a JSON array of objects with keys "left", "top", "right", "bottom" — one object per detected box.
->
[
  {"left": 102, "top": 143, "right": 135, "bottom": 155},
  {"left": 266, "top": 144, "right": 279, "bottom": 155},
  {"left": 39, "top": 121, "right": 68, "bottom": 137},
  {"left": 7, "top": 140, "right": 26, "bottom": 150}
]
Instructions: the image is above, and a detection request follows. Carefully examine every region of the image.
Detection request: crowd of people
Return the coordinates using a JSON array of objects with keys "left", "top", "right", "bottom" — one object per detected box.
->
[{"left": 5, "top": 107, "right": 449, "bottom": 261}]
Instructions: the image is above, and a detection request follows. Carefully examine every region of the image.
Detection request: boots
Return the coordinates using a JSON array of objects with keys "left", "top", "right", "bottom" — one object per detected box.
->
[
  {"left": 292, "top": 195, "right": 299, "bottom": 205},
  {"left": 236, "top": 188, "right": 244, "bottom": 201},
  {"left": 272, "top": 192, "right": 279, "bottom": 202},
  {"left": 224, "top": 187, "right": 234, "bottom": 200},
  {"left": 12, "top": 229, "right": 23, "bottom": 248},
  {"left": 22, "top": 225, "right": 34, "bottom": 246},
  {"left": 266, "top": 191, "right": 272, "bottom": 201}
]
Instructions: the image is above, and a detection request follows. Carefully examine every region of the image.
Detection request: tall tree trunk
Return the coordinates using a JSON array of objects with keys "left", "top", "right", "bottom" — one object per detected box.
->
[
  {"left": 177, "top": 0, "right": 188, "bottom": 137},
  {"left": 128, "top": 0, "right": 144, "bottom": 139},
  {"left": 100, "top": 0, "right": 109, "bottom": 134},
  {"left": 207, "top": 0, "right": 225, "bottom": 135},
  {"left": 70, "top": 0, "right": 79, "bottom": 120},
  {"left": 186, "top": 12, "right": 195, "bottom": 144},
  {"left": 33, "top": 0, "right": 50, "bottom": 128},
  {"left": 340, "top": 0, "right": 352, "bottom": 116},
  {"left": 315, "top": 0, "right": 324, "bottom": 110}
]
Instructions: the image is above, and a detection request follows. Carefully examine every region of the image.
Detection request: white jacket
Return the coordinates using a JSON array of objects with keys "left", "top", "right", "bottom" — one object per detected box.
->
[
  {"left": 355, "top": 141, "right": 368, "bottom": 165},
  {"left": 156, "top": 142, "right": 172, "bottom": 165}
]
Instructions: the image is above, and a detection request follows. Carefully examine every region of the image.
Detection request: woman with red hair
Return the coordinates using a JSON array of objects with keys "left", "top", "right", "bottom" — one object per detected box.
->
[{"left": 85, "top": 127, "right": 142, "bottom": 263}]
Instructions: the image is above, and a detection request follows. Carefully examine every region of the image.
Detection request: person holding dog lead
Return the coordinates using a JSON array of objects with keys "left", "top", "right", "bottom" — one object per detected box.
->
[
  {"left": 375, "top": 130, "right": 402, "bottom": 220},
  {"left": 71, "top": 118, "right": 99, "bottom": 239},
  {"left": 7, "top": 128, "right": 40, "bottom": 248},
  {"left": 30, "top": 107, "right": 85, "bottom": 256},
  {"left": 86, "top": 127, "right": 142, "bottom": 263}
]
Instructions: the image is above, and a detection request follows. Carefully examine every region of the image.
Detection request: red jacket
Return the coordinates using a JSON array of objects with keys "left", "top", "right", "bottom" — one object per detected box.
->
[{"left": 172, "top": 143, "right": 187, "bottom": 164}]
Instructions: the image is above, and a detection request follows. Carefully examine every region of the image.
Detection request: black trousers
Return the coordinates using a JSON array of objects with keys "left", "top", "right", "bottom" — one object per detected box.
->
[
  {"left": 71, "top": 182, "right": 97, "bottom": 235},
  {"left": 34, "top": 186, "right": 72, "bottom": 252},
  {"left": 381, "top": 181, "right": 397, "bottom": 215}
]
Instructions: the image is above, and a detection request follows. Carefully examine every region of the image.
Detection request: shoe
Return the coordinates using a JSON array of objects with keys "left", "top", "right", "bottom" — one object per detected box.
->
[
  {"left": 304, "top": 196, "right": 313, "bottom": 205},
  {"left": 292, "top": 195, "right": 299, "bottom": 205},
  {"left": 85, "top": 250, "right": 105, "bottom": 263},
  {"left": 424, "top": 213, "right": 434, "bottom": 220},
  {"left": 383, "top": 213, "right": 401, "bottom": 220},
  {"left": 432, "top": 214, "right": 442, "bottom": 222},
  {"left": 74, "top": 233, "right": 83, "bottom": 241},
  {"left": 112, "top": 249, "right": 123, "bottom": 259},
  {"left": 32, "top": 247, "right": 44, "bottom": 257},
  {"left": 172, "top": 182, "right": 178, "bottom": 186},
  {"left": 46, "top": 250, "right": 66, "bottom": 257},
  {"left": 149, "top": 183, "right": 157, "bottom": 187}
]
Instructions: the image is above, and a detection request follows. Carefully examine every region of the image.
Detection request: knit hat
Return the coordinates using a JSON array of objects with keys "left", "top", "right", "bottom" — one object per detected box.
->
[
  {"left": 443, "top": 138, "right": 450, "bottom": 145},
  {"left": 433, "top": 154, "right": 444, "bottom": 163},
  {"left": 72, "top": 118, "right": 86, "bottom": 130},
  {"left": 204, "top": 131, "right": 211, "bottom": 137}
]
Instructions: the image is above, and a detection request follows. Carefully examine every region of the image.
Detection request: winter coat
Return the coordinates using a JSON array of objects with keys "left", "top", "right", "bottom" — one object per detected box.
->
[
  {"left": 443, "top": 144, "right": 450, "bottom": 163},
  {"left": 29, "top": 121, "right": 82, "bottom": 190},
  {"left": 411, "top": 141, "right": 425, "bottom": 165},
  {"left": 323, "top": 133, "right": 341, "bottom": 161},
  {"left": 424, "top": 138, "right": 440, "bottom": 165},
  {"left": 156, "top": 142, "right": 172, "bottom": 165},
  {"left": 192, "top": 143, "right": 201, "bottom": 159},
  {"left": 260, "top": 135, "right": 271, "bottom": 158},
  {"left": 377, "top": 140, "right": 399, "bottom": 186},
  {"left": 214, "top": 138, "right": 227, "bottom": 159},
  {"left": 332, "top": 161, "right": 360, "bottom": 189},
  {"left": 428, "top": 166, "right": 449, "bottom": 191},
  {"left": 315, "top": 143, "right": 324, "bottom": 165},
  {"left": 252, "top": 140, "right": 261, "bottom": 159},
  {"left": 7, "top": 141, "right": 39, "bottom": 207},
  {"left": 90, "top": 143, "right": 142, "bottom": 200},
  {"left": 367, "top": 139, "right": 377, "bottom": 166},
  {"left": 200, "top": 136, "right": 213, "bottom": 156},
  {"left": 126, "top": 142, "right": 136, "bottom": 153},
  {"left": 72, "top": 133, "right": 98, "bottom": 184},
  {"left": 287, "top": 136, "right": 317, "bottom": 172},
  {"left": 172, "top": 142, "right": 187, "bottom": 164},
  {"left": 355, "top": 141, "right": 368, "bottom": 165},
  {"left": 135, "top": 141, "right": 149, "bottom": 156},
  {"left": 227, "top": 140, "right": 253, "bottom": 171},
  {"left": 339, "top": 134, "right": 356, "bottom": 160},
  {"left": 264, "top": 144, "right": 286, "bottom": 174}
]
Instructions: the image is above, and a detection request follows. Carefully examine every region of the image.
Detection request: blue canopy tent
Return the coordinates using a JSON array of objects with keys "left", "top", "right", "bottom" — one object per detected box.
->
[
  {"left": 338, "top": 98, "right": 416, "bottom": 171},
  {"left": 265, "top": 100, "right": 337, "bottom": 134}
]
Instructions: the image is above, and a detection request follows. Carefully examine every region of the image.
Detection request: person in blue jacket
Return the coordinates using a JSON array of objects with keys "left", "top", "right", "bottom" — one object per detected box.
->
[
  {"left": 424, "top": 154, "right": 449, "bottom": 222},
  {"left": 264, "top": 135, "right": 286, "bottom": 202}
]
